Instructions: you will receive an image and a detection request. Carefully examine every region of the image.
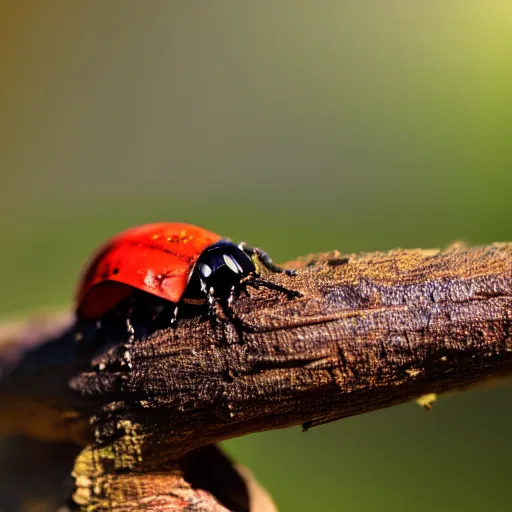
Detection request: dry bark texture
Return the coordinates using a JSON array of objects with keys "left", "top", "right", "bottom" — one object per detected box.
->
[{"left": 0, "top": 243, "right": 511, "bottom": 511}]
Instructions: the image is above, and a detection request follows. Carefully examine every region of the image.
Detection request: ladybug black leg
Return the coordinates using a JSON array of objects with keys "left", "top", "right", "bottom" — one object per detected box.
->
[
  {"left": 207, "top": 289, "right": 214, "bottom": 316},
  {"left": 149, "top": 302, "right": 165, "bottom": 322},
  {"left": 203, "top": 285, "right": 250, "bottom": 343},
  {"left": 227, "top": 285, "right": 237, "bottom": 309},
  {"left": 216, "top": 280, "right": 300, "bottom": 342},
  {"left": 170, "top": 305, "right": 179, "bottom": 327},
  {"left": 126, "top": 317, "right": 135, "bottom": 339},
  {"left": 210, "top": 291, "right": 249, "bottom": 343},
  {"left": 207, "top": 287, "right": 227, "bottom": 322},
  {"left": 239, "top": 243, "right": 297, "bottom": 276}
]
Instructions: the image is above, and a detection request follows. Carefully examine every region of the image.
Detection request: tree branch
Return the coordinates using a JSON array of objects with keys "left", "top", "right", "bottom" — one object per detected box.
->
[{"left": 1, "top": 243, "right": 511, "bottom": 510}]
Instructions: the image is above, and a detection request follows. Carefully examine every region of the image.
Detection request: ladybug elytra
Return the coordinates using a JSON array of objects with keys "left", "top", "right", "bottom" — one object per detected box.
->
[{"left": 76, "top": 222, "right": 296, "bottom": 320}]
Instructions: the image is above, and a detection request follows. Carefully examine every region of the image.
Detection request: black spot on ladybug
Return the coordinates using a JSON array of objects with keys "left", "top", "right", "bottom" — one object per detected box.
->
[{"left": 113, "top": 268, "right": 120, "bottom": 275}]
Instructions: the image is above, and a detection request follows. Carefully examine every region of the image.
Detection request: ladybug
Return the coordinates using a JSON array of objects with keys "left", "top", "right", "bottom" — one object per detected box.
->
[{"left": 76, "top": 222, "right": 296, "bottom": 320}]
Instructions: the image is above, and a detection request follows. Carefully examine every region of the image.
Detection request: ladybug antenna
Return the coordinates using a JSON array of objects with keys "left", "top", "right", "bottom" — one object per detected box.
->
[
  {"left": 245, "top": 278, "right": 302, "bottom": 300},
  {"left": 238, "top": 243, "right": 297, "bottom": 276}
]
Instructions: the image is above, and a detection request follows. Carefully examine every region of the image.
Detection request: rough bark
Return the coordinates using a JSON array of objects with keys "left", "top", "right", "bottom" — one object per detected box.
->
[{"left": 0, "top": 243, "right": 511, "bottom": 510}]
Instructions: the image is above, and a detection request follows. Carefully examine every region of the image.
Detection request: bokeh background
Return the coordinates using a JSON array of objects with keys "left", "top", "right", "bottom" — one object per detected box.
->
[{"left": 1, "top": 1, "right": 511, "bottom": 510}]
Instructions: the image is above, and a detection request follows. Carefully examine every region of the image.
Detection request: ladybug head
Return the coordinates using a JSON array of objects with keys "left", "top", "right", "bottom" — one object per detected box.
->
[{"left": 184, "top": 240, "right": 256, "bottom": 301}]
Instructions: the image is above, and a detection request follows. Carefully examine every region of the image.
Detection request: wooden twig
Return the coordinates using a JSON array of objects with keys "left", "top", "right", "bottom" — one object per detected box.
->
[{"left": 0, "top": 243, "right": 511, "bottom": 510}]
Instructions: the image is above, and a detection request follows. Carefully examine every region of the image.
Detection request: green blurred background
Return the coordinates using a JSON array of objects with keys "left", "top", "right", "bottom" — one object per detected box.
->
[{"left": 1, "top": 1, "right": 511, "bottom": 510}]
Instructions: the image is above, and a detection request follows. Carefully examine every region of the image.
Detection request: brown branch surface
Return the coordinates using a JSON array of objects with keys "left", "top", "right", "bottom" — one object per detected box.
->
[{"left": 0, "top": 243, "right": 511, "bottom": 510}]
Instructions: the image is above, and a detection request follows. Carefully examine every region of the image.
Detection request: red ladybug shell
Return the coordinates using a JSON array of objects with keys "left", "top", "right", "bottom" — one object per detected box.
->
[{"left": 76, "top": 223, "right": 222, "bottom": 319}]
